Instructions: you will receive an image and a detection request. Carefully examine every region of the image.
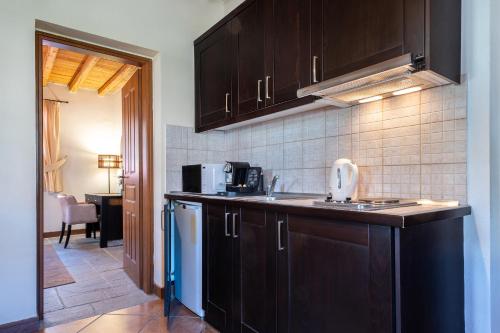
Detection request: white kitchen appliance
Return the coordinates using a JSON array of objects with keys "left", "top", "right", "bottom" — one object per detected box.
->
[
  {"left": 182, "top": 164, "right": 226, "bottom": 194},
  {"left": 173, "top": 201, "right": 204, "bottom": 317},
  {"left": 329, "top": 159, "right": 359, "bottom": 201}
]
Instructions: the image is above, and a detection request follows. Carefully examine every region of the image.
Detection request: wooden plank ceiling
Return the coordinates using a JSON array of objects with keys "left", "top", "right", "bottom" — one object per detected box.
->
[{"left": 42, "top": 45, "right": 138, "bottom": 96}]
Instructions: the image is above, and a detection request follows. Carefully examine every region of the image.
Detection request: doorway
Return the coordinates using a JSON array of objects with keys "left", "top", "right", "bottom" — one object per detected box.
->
[{"left": 35, "top": 31, "right": 154, "bottom": 323}]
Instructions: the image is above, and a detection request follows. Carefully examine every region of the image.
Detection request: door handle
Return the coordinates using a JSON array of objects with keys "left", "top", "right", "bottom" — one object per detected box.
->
[
  {"left": 257, "top": 80, "right": 263, "bottom": 102},
  {"left": 224, "top": 212, "right": 231, "bottom": 237},
  {"left": 265, "top": 76, "right": 271, "bottom": 100},
  {"left": 313, "top": 56, "right": 319, "bottom": 83},
  {"left": 224, "top": 213, "right": 231, "bottom": 237},
  {"left": 225, "top": 93, "right": 231, "bottom": 113},
  {"left": 278, "top": 220, "right": 285, "bottom": 251},
  {"left": 232, "top": 213, "right": 238, "bottom": 238}
]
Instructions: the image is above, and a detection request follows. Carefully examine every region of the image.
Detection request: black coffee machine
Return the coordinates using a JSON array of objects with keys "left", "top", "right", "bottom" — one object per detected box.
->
[{"left": 224, "top": 162, "right": 265, "bottom": 195}]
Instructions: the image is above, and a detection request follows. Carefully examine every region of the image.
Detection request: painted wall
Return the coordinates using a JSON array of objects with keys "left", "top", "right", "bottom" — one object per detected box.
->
[
  {"left": 462, "top": 0, "right": 493, "bottom": 332},
  {"left": 223, "top": 0, "right": 244, "bottom": 13},
  {"left": 0, "top": 0, "right": 224, "bottom": 325},
  {"left": 490, "top": 0, "right": 500, "bottom": 330},
  {"left": 43, "top": 84, "right": 122, "bottom": 233}
]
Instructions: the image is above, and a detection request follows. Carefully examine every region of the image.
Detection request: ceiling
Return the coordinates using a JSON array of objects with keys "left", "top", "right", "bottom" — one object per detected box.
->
[{"left": 42, "top": 45, "right": 138, "bottom": 96}]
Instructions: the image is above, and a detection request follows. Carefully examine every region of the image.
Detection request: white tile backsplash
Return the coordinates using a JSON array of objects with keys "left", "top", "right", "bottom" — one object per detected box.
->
[{"left": 166, "top": 84, "right": 468, "bottom": 202}]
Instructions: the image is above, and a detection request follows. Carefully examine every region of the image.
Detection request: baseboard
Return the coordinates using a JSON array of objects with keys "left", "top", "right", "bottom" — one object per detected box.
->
[
  {"left": 153, "top": 284, "right": 164, "bottom": 299},
  {"left": 0, "top": 317, "right": 39, "bottom": 333},
  {"left": 43, "top": 229, "right": 87, "bottom": 238}
]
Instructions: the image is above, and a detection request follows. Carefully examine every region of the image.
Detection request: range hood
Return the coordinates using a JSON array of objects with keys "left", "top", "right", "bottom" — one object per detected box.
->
[{"left": 297, "top": 54, "right": 454, "bottom": 107}]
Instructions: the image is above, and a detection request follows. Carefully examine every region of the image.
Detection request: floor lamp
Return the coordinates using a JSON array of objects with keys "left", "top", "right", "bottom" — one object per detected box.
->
[{"left": 98, "top": 154, "right": 121, "bottom": 193}]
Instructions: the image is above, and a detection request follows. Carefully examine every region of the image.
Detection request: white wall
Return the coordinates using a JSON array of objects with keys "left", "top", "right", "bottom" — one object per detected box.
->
[
  {"left": 43, "top": 84, "right": 122, "bottom": 233},
  {"left": 223, "top": 0, "right": 244, "bottom": 13},
  {"left": 462, "top": 0, "right": 493, "bottom": 332},
  {"left": 490, "top": 0, "right": 500, "bottom": 330},
  {"left": 0, "top": 0, "right": 224, "bottom": 325}
]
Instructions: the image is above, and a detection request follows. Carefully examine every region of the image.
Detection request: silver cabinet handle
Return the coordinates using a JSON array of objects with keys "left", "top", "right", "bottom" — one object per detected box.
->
[
  {"left": 257, "top": 80, "right": 263, "bottom": 102},
  {"left": 313, "top": 56, "right": 319, "bottom": 83},
  {"left": 232, "top": 213, "right": 238, "bottom": 238},
  {"left": 225, "top": 212, "right": 231, "bottom": 237},
  {"left": 278, "top": 220, "right": 285, "bottom": 251},
  {"left": 265, "top": 76, "right": 271, "bottom": 99},
  {"left": 225, "top": 93, "right": 231, "bottom": 113}
]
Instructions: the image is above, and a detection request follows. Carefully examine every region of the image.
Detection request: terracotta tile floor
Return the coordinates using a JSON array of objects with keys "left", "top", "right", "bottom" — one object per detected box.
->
[
  {"left": 40, "top": 299, "right": 218, "bottom": 333},
  {"left": 43, "top": 235, "right": 157, "bottom": 328}
]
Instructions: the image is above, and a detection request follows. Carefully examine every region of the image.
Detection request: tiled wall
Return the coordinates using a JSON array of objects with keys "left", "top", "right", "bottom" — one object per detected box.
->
[{"left": 166, "top": 84, "right": 467, "bottom": 203}]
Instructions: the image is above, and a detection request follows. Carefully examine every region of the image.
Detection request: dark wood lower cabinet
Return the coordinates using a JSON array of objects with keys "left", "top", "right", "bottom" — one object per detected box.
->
[
  {"left": 203, "top": 205, "right": 465, "bottom": 333},
  {"left": 204, "top": 204, "right": 233, "bottom": 332},
  {"left": 277, "top": 214, "right": 392, "bottom": 333}
]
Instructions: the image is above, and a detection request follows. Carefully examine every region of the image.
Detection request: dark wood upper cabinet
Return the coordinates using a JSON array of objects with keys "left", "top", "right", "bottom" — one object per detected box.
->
[
  {"left": 265, "top": 0, "right": 311, "bottom": 106},
  {"left": 194, "top": 23, "right": 233, "bottom": 130},
  {"left": 233, "top": 0, "right": 266, "bottom": 116},
  {"left": 313, "top": 0, "right": 406, "bottom": 81},
  {"left": 194, "top": 0, "right": 460, "bottom": 132}
]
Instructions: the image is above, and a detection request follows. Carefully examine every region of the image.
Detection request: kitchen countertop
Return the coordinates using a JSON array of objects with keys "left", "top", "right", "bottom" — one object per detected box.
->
[{"left": 164, "top": 192, "right": 471, "bottom": 228}]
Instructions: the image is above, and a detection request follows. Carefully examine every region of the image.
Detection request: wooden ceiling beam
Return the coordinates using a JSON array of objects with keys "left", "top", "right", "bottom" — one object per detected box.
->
[
  {"left": 42, "top": 46, "right": 58, "bottom": 86},
  {"left": 98, "top": 64, "right": 138, "bottom": 96},
  {"left": 68, "top": 55, "right": 100, "bottom": 92}
]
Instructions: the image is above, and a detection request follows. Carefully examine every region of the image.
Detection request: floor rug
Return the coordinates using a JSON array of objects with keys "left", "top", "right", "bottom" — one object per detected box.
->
[{"left": 44, "top": 244, "right": 75, "bottom": 289}]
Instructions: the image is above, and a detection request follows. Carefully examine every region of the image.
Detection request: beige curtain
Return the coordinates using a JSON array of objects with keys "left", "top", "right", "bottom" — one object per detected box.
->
[{"left": 43, "top": 100, "right": 66, "bottom": 192}]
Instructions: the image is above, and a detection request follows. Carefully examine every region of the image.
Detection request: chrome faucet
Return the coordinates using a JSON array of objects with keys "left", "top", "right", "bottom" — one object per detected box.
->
[{"left": 267, "top": 175, "right": 280, "bottom": 198}]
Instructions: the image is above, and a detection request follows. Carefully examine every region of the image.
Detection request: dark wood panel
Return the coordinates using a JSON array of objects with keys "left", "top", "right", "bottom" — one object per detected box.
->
[
  {"left": 277, "top": 215, "right": 393, "bottom": 333},
  {"left": 234, "top": 208, "right": 276, "bottom": 333},
  {"left": 427, "top": 0, "right": 462, "bottom": 83},
  {"left": 195, "top": 23, "right": 233, "bottom": 129},
  {"left": 287, "top": 214, "right": 369, "bottom": 246},
  {"left": 404, "top": 0, "right": 425, "bottom": 59},
  {"left": 397, "top": 218, "right": 464, "bottom": 333},
  {"left": 268, "top": 0, "right": 311, "bottom": 105},
  {"left": 281, "top": 214, "right": 372, "bottom": 333},
  {"left": 234, "top": 0, "right": 266, "bottom": 116},
  {"left": 205, "top": 204, "right": 233, "bottom": 332},
  {"left": 319, "top": 0, "right": 404, "bottom": 80}
]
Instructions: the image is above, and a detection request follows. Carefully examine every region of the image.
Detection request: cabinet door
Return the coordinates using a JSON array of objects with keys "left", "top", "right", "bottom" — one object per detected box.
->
[
  {"left": 205, "top": 204, "right": 233, "bottom": 332},
  {"left": 233, "top": 208, "right": 276, "bottom": 333},
  {"left": 266, "top": 0, "right": 311, "bottom": 106},
  {"left": 312, "top": 0, "right": 405, "bottom": 81},
  {"left": 277, "top": 214, "right": 393, "bottom": 333},
  {"left": 195, "top": 23, "right": 232, "bottom": 130},
  {"left": 234, "top": 0, "right": 266, "bottom": 116}
]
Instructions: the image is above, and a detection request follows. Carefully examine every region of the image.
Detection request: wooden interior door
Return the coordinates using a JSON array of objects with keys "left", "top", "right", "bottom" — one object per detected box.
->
[{"left": 122, "top": 70, "right": 142, "bottom": 287}]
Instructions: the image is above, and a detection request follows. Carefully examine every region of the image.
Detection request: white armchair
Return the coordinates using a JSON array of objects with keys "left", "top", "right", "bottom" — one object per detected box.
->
[{"left": 57, "top": 195, "right": 98, "bottom": 248}]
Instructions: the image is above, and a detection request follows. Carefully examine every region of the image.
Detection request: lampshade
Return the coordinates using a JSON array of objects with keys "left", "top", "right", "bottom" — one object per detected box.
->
[{"left": 98, "top": 154, "right": 121, "bottom": 169}]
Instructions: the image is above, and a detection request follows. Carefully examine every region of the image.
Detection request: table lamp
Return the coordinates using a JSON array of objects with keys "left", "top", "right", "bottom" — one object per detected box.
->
[{"left": 98, "top": 154, "right": 121, "bottom": 193}]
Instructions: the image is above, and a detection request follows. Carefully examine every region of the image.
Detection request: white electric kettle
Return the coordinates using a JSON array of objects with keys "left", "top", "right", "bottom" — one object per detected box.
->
[{"left": 329, "top": 159, "right": 359, "bottom": 201}]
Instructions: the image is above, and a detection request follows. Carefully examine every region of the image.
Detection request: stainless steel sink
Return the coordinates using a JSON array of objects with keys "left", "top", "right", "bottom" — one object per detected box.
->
[{"left": 237, "top": 193, "right": 320, "bottom": 202}]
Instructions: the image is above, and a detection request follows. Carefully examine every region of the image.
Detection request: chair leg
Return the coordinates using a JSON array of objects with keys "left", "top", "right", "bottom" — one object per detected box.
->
[
  {"left": 93, "top": 223, "right": 97, "bottom": 239},
  {"left": 59, "top": 222, "right": 66, "bottom": 244},
  {"left": 64, "top": 225, "right": 72, "bottom": 248}
]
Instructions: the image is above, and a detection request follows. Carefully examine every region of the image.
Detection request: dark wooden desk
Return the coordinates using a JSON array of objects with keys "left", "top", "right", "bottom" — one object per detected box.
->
[{"left": 85, "top": 193, "right": 123, "bottom": 248}]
